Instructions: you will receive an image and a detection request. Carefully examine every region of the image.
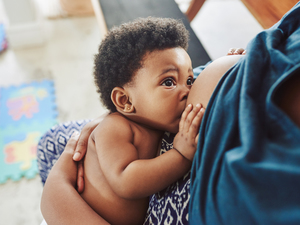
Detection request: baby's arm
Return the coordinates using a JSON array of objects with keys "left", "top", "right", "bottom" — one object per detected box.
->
[{"left": 95, "top": 104, "right": 204, "bottom": 199}]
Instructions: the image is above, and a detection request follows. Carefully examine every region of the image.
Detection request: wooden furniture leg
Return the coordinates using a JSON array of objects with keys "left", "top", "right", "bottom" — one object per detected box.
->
[{"left": 185, "top": 0, "right": 206, "bottom": 21}]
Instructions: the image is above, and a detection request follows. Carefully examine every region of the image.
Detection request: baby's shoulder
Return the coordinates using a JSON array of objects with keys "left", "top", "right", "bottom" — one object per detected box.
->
[
  {"left": 104, "top": 112, "right": 132, "bottom": 125},
  {"left": 94, "top": 112, "right": 135, "bottom": 135}
]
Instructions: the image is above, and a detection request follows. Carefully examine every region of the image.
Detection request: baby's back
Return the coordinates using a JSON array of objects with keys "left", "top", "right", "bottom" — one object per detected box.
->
[{"left": 80, "top": 113, "right": 160, "bottom": 225}]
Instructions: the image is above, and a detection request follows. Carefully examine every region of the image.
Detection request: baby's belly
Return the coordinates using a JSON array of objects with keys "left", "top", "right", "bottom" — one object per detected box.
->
[{"left": 81, "top": 144, "right": 148, "bottom": 225}]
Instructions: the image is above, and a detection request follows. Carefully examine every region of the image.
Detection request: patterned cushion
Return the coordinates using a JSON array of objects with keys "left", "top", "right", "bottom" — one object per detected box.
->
[
  {"left": 144, "top": 132, "right": 190, "bottom": 225},
  {"left": 37, "top": 121, "right": 190, "bottom": 224}
]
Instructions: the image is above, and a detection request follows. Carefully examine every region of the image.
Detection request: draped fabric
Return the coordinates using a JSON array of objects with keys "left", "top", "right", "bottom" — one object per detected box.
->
[{"left": 189, "top": 2, "right": 300, "bottom": 225}]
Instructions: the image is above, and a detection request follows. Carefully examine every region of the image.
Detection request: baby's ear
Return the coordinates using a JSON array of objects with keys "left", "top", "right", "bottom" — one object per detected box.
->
[{"left": 111, "top": 87, "right": 135, "bottom": 113}]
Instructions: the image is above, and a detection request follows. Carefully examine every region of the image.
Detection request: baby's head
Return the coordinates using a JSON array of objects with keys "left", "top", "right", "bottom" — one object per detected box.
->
[{"left": 94, "top": 17, "right": 189, "bottom": 112}]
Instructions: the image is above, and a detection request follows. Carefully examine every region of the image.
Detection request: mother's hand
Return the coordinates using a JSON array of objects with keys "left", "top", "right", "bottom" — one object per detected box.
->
[
  {"left": 73, "top": 113, "right": 109, "bottom": 193},
  {"left": 41, "top": 132, "right": 110, "bottom": 225},
  {"left": 73, "top": 113, "right": 108, "bottom": 161},
  {"left": 48, "top": 131, "right": 81, "bottom": 186}
]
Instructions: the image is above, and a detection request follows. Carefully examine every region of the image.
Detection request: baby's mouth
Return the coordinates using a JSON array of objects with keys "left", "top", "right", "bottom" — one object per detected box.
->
[{"left": 180, "top": 105, "right": 186, "bottom": 115}]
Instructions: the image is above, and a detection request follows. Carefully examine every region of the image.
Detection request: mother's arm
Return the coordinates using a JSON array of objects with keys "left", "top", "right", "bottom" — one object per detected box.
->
[{"left": 40, "top": 132, "right": 110, "bottom": 225}]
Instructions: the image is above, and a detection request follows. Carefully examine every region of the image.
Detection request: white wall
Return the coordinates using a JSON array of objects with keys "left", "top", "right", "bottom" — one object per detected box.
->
[
  {"left": 1, "top": 0, "right": 45, "bottom": 48},
  {"left": 2, "top": 0, "right": 36, "bottom": 25}
]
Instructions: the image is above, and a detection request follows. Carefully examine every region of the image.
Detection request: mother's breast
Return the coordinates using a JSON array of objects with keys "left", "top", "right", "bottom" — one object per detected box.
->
[{"left": 187, "top": 55, "right": 244, "bottom": 108}]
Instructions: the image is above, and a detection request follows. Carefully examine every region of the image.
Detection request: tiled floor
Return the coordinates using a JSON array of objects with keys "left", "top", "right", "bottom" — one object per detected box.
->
[{"left": 0, "top": 0, "right": 263, "bottom": 224}]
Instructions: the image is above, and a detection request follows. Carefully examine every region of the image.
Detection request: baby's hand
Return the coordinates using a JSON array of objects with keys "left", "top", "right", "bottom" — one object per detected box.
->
[
  {"left": 173, "top": 104, "right": 205, "bottom": 162},
  {"left": 227, "top": 48, "right": 246, "bottom": 55}
]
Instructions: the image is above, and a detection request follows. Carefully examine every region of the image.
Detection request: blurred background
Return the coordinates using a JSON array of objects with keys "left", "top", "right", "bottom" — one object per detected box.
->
[{"left": 0, "top": 0, "right": 263, "bottom": 224}]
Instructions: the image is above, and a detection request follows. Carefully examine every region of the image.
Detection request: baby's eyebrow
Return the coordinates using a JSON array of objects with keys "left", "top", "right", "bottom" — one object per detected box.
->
[
  {"left": 158, "top": 67, "right": 193, "bottom": 77},
  {"left": 158, "top": 68, "right": 179, "bottom": 77}
]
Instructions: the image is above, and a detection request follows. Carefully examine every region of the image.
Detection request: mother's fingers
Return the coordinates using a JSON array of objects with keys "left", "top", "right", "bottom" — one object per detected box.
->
[
  {"left": 73, "top": 130, "right": 89, "bottom": 161},
  {"left": 65, "top": 131, "right": 80, "bottom": 155},
  {"left": 77, "top": 160, "right": 85, "bottom": 193},
  {"left": 73, "top": 114, "right": 108, "bottom": 161}
]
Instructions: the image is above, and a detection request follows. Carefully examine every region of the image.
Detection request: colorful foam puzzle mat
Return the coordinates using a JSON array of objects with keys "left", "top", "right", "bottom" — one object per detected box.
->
[
  {"left": 0, "top": 23, "right": 8, "bottom": 53},
  {"left": 0, "top": 80, "right": 57, "bottom": 183}
]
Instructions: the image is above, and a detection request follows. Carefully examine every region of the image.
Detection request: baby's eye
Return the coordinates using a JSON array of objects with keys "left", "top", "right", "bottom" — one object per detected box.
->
[
  {"left": 162, "top": 78, "right": 175, "bottom": 87},
  {"left": 187, "top": 77, "right": 194, "bottom": 86}
]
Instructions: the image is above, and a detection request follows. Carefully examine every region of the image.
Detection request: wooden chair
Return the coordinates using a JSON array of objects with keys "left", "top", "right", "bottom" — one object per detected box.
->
[{"left": 185, "top": 0, "right": 205, "bottom": 21}]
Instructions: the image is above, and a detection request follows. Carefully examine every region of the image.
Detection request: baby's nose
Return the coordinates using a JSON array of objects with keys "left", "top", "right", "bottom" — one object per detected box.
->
[{"left": 179, "top": 85, "right": 190, "bottom": 101}]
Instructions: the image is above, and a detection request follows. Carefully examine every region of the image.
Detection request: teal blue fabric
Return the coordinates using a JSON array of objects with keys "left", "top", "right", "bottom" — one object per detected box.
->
[{"left": 189, "top": 2, "right": 300, "bottom": 225}]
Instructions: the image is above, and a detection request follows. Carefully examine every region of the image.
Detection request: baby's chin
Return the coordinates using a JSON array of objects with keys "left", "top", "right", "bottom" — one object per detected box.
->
[{"left": 166, "top": 123, "right": 180, "bottom": 134}]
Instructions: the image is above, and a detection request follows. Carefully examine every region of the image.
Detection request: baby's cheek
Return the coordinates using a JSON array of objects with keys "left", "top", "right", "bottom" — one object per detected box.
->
[{"left": 170, "top": 119, "right": 180, "bottom": 134}]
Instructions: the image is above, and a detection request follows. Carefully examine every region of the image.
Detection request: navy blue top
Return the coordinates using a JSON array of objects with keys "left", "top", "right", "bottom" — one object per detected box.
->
[{"left": 189, "top": 2, "right": 300, "bottom": 224}]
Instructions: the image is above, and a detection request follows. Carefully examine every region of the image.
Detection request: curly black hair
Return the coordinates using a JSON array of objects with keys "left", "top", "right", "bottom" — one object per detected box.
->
[{"left": 94, "top": 17, "right": 189, "bottom": 112}]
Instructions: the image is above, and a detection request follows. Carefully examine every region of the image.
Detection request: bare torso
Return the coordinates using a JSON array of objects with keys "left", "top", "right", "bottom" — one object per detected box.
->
[
  {"left": 81, "top": 113, "right": 163, "bottom": 225},
  {"left": 187, "top": 55, "right": 300, "bottom": 127},
  {"left": 82, "top": 54, "right": 300, "bottom": 225},
  {"left": 80, "top": 55, "right": 243, "bottom": 224},
  {"left": 187, "top": 55, "right": 243, "bottom": 108}
]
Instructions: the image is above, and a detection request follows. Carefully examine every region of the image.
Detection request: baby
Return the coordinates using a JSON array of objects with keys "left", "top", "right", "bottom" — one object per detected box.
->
[{"left": 80, "top": 17, "right": 204, "bottom": 224}]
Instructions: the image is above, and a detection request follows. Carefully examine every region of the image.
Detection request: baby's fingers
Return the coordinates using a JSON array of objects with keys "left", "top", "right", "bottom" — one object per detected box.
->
[
  {"left": 179, "top": 104, "right": 193, "bottom": 131},
  {"left": 227, "top": 48, "right": 246, "bottom": 55},
  {"left": 227, "top": 48, "right": 236, "bottom": 55},
  {"left": 183, "top": 104, "right": 202, "bottom": 133},
  {"left": 188, "top": 107, "right": 205, "bottom": 138}
]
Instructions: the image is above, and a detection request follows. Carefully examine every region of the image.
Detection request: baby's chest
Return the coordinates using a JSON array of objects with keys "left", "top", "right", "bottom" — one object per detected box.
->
[{"left": 132, "top": 131, "right": 160, "bottom": 159}]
